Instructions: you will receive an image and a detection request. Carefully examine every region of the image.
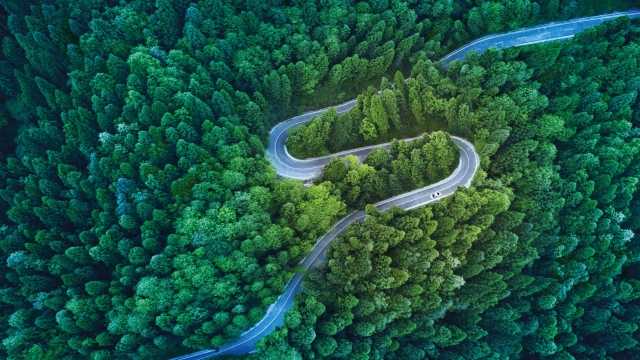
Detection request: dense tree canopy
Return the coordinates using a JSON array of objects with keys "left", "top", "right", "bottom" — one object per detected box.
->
[
  {"left": 253, "top": 16, "right": 640, "bottom": 360},
  {"left": 1, "top": 0, "right": 639, "bottom": 359},
  {"left": 321, "top": 131, "right": 458, "bottom": 208}
]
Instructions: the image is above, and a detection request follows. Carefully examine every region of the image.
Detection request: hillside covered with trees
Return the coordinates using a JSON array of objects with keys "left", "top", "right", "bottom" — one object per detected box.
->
[
  {"left": 258, "top": 16, "right": 640, "bottom": 360},
  {"left": 320, "top": 131, "right": 458, "bottom": 208},
  {"left": 1, "top": 1, "right": 639, "bottom": 360}
]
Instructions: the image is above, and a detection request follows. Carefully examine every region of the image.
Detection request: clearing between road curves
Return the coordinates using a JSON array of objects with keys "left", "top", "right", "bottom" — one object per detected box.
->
[{"left": 171, "top": 10, "right": 640, "bottom": 360}]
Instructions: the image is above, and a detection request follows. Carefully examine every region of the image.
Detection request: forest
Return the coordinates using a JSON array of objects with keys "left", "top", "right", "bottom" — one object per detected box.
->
[
  {"left": 320, "top": 131, "right": 458, "bottom": 208},
  {"left": 0, "top": 0, "right": 639, "bottom": 360},
  {"left": 260, "top": 15, "right": 640, "bottom": 360}
]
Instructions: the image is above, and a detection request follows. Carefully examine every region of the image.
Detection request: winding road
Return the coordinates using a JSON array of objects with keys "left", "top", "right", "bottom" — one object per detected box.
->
[{"left": 171, "top": 10, "right": 640, "bottom": 360}]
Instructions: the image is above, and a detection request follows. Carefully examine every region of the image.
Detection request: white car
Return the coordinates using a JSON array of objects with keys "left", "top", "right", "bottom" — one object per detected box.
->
[{"left": 431, "top": 192, "right": 442, "bottom": 199}]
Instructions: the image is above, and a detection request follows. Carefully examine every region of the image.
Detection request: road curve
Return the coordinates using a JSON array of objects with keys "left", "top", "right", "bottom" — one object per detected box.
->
[
  {"left": 172, "top": 137, "right": 478, "bottom": 360},
  {"left": 266, "top": 10, "right": 640, "bottom": 182},
  {"left": 171, "top": 10, "right": 640, "bottom": 360}
]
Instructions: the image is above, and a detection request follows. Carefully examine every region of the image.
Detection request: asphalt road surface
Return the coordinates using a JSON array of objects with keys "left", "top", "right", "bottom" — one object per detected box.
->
[
  {"left": 173, "top": 137, "right": 478, "bottom": 360},
  {"left": 171, "top": 10, "right": 640, "bottom": 360}
]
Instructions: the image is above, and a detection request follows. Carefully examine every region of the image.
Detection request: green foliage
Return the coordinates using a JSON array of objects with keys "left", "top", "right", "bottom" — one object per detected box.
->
[
  {"left": 1, "top": 0, "right": 640, "bottom": 359},
  {"left": 287, "top": 70, "right": 451, "bottom": 158},
  {"left": 257, "top": 16, "right": 640, "bottom": 360},
  {"left": 321, "top": 131, "right": 458, "bottom": 208}
]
